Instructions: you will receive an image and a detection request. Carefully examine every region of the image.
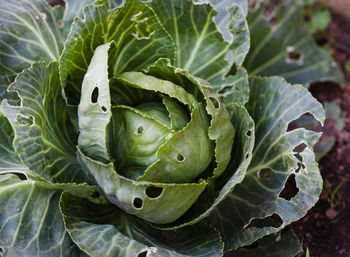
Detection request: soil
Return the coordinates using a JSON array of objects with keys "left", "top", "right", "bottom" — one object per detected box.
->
[{"left": 292, "top": 11, "right": 350, "bottom": 257}]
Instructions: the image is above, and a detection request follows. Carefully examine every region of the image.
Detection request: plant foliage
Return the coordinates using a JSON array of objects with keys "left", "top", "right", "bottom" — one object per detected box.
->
[{"left": 0, "top": 0, "right": 342, "bottom": 256}]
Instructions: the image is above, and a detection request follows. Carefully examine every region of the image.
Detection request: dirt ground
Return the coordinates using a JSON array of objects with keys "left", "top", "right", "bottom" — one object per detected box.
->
[{"left": 292, "top": 11, "right": 350, "bottom": 257}]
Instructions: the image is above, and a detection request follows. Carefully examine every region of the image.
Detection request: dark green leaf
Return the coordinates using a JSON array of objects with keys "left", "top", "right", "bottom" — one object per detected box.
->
[
  {"left": 0, "top": 114, "right": 29, "bottom": 176},
  {"left": 0, "top": 174, "right": 80, "bottom": 256},
  {"left": 209, "top": 76, "right": 324, "bottom": 250},
  {"left": 148, "top": 0, "right": 249, "bottom": 90},
  {"left": 0, "top": 0, "right": 64, "bottom": 100},
  {"left": 2, "top": 62, "right": 86, "bottom": 184},
  {"left": 63, "top": 0, "right": 93, "bottom": 36},
  {"left": 60, "top": 192, "right": 224, "bottom": 257},
  {"left": 245, "top": 1, "right": 344, "bottom": 86}
]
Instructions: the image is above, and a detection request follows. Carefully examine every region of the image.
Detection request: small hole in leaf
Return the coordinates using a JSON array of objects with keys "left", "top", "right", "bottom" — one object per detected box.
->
[
  {"left": 91, "top": 87, "right": 99, "bottom": 103},
  {"left": 17, "top": 114, "right": 34, "bottom": 126},
  {"left": 209, "top": 97, "right": 220, "bottom": 108},
  {"left": 286, "top": 46, "right": 303, "bottom": 64},
  {"left": 287, "top": 49, "right": 301, "bottom": 60},
  {"left": 293, "top": 143, "right": 307, "bottom": 153},
  {"left": 132, "top": 197, "right": 143, "bottom": 209},
  {"left": 101, "top": 106, "right": 107, "bottom": 112},
  {"left": 279, "top": 174, "right": 299, "bottom": 201},
  {"left": 258, "top": 169, "right": 271, "bottom": 179},
  {"left": 245, "top": 153, "right": 249, "bottom": 159},
  {"left": 246, "top": 130, "right": 251, "bottom": 137},
  {"left": 91, "top": 191, "right": 100, "bottom": 198},
  {"left": 136, "top": 251, "right": 147, "bottom": 257},
  {"left": 177, "top": 153, "right": 185, "bottom": 162},
  {"left": 294, "top": 162, "right": 305, "bottom": 173},
  {"left": 246, "top": 213, "right": 283, "bottom": 229},
  {"left": 145, "top": 186, "right": 164, "bottom": 199},
  {"left": 14, "top": 173, "right": 27, "bottom": 180},
  {"left": 137, "top": 126, "right": 144, "bottom": 134}
]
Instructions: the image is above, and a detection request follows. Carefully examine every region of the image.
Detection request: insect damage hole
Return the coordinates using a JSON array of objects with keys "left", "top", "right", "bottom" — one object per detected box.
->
[
  {"left": 132, "top": 197, "right": 143, "bottom": 209},
  {"left": 91, "top": 87, "right": 99, "bottom": 103},
  {"left": 101, "top": 106, "right": 107, "bottom": 112},
  {"left": 145, "top": 186, "right": 164, "bottom": 199},
  {"left": 17, "top": 114, "right": 34, "bottom": 126},
  {"left": 286, "top": 46, "right": 303, "bottom": 64},
  {"left": 136, "top": 251, "right": 147, "bottom": 257},
  {"left": 137, "top": 126, "right": 144, "bottom": 134},
  {"left": 209, "top": 97, "right": 220, "bottom": 108},
  {"left": 279, "top": 174, "right": 299, "bottom": 201},
  {"left": 246, "top": 213, "right": 283, "bottom": 229},
  {"left": 246, "top": 130, "right": 251, "bottom": 137},
  {"left": 177, "top": 153, "right": 185, "bottom": 162}
]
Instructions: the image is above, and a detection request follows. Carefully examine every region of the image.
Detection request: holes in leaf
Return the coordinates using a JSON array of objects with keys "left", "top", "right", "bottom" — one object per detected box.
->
[
  {"left": 286, "top": 46, "right": 303, "bottom": 64},
  {"left": 287, "top": 113, "right": 322, "bottom": 133},
  {"left": 136, "top": 251, "right": 147, "bottom": 257},
  {"left": 258, "top": 169, "right": 271, "bottom": 179},
  {"left": 132, "top": 197, "right": 143, "bottom": 209},
  {"left": 209, "top": 97, "right": 220, "bottom": 108},
  {"left": 228, "top": 63, "right": 237, "bottom": 76},
  {"left": 246, "top": 130, "right": 251, "bottom": 137},
  {"left": 293, "top": 144, "right": 306, "bottom": 173},
  {"left": 245, "top": 153, "right": 249, "bottom": 159},
  {"left": 176, "top": 153, "right": 185, "bottom": 162},
  {"left": 279, "top": 174, "right": 299, "bottom": 201},
  {"left": 14, "top": 173, "right": 27, "bottom": 180},
  {"left": 91, "top": 191, "right": 100, "bottom": 198},
  {"left": 246, "top": 213, "right": 283, "bottom": 229},
  {"left": 137, "top": 126, "right": 144, "bottom": 134},
  {"left": 101, "top": 106, "right": 107, "bottom": 112},
  {"left": 145, "top": 186, "right": 164, "bottom": 199},
  {"left": 91, "top": 87, "right": 99, "bottom": 103},
  {"left": 17, "top": 114, "right": 34, "bottom": 126}
]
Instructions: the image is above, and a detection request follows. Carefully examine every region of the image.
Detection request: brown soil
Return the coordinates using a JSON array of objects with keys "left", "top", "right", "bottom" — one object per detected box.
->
[{"left": 292, "top": 11, "right": 350, "bottom": 257}]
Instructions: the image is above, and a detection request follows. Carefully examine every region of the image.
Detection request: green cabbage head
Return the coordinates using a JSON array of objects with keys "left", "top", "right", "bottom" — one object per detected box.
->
[{"left": 0, "top": 0, "right": 331, "bottom": 256}]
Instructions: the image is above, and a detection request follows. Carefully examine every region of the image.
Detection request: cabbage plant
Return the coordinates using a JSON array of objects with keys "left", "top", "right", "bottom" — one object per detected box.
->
[{"left": 0, "top": 0, "right": 340, "bottom": 256}]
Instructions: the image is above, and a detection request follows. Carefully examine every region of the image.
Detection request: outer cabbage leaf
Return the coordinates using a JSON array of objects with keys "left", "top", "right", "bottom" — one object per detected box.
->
[
  {"left": 0, "top": 174, "right": 81, "bottom": 257},
  {"left": 208, "top": 76, "right": 324, "bottom": 250},
  {"left": 245, "top": 0, "right": 345, "bottom": 86},
  {"left": 227, "top": 230, "right": 302, "bottom": 257},
  {"left": 60, "top": 192, "right": 224, "bottom": 257},
  {"left": 148, "top": 0, "right": 249, "bottom": 91},
  {"left": 0, "top": 114, "right": 29, "bottom": 176},
  {"left": 0, "top": 0, "right": 64, "bottom": 100},
  {"left": 2, "top": 62, "right": 87, "bottom": 184}
]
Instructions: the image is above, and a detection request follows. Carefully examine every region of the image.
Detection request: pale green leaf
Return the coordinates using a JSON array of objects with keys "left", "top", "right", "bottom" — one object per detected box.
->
[
  {"left": 78, "top": 43, "right": 112, "bottom": 163},
  {"left": 208, "top": 76, "right": 324, "bottom": 250},
  {"left": 78, "top": 148, "right": 206, "bottom": 224},
  {"left": 60, "top": 192, "right": 224, "bottom": 257},
  {"left": 245, "top": 1, "right": 344, "bottom": 86},
  {"left": 2, "top": 62, "right": 87, "bottom": 184},
  {"left": 157, "top": 103, "right": 254, "bottom": 229}
]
